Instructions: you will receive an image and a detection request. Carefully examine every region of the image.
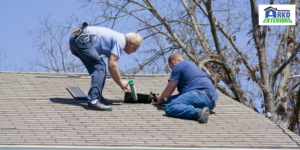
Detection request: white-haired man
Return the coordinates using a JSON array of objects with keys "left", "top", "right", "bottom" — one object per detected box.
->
[{"left": 69, "top": 24, "right": 143, "bottom": 111}]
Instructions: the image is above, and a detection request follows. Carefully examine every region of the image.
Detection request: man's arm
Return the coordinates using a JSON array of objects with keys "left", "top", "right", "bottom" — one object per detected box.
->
[
  {"left": 151, "top": 80, "right": 178, "bottom": 105},
  {"left": 108, "top": 54, "right": 131, "bottom": 92}
]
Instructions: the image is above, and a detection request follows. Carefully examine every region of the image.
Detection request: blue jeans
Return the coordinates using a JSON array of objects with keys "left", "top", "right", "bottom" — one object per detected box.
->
[
  {"left": 69, "top": 34, "right": 106, "bottom": 101},
  {"left": 165, "top": 90, "right": 214, "bottom": 120}
]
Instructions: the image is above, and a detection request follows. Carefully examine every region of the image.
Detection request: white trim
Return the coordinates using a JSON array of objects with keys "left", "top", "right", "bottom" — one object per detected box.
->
[{"left": 0, "top": 146, "right": 280, "bottom": 150}]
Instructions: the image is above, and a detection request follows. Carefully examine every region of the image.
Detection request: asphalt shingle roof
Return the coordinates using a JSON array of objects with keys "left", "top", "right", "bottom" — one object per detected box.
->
[{"left": 0, "top": 72, "right": 300, "bottom": 148}]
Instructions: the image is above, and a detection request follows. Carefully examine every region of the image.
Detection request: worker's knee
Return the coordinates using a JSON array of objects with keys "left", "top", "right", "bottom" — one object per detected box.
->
[
  {"left": 165, "top": 103, "right": 177, "bottom": 116},
  {"left": 167, "top": 94, "right": 179, "bottom": 104}
]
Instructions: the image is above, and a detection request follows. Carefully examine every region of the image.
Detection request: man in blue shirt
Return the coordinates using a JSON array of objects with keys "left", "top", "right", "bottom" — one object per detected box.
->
[
  {"left": 69, "top": 23, "right": 143, "bottom": 111},
  {"left": 152, "top": 53, "right": 218, "bottom": 123}
]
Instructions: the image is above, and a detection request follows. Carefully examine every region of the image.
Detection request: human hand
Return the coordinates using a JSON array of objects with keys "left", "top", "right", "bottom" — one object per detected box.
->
[
  {"left": 120, "top": 80, "right": 131, "bottom": 93},
  {"left": 151, "top": 94, "right": 163, "bottom": 105}
]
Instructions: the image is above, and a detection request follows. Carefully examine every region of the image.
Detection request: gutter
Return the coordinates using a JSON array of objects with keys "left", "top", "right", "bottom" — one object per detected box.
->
[{"left": 0, "top": 146, "right": 283, "bottom": 150}]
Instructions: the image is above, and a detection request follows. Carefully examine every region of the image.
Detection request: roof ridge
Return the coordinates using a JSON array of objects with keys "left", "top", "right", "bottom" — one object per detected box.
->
[{"left": 0, "top": 71, "right": 171, "bottom": 77}]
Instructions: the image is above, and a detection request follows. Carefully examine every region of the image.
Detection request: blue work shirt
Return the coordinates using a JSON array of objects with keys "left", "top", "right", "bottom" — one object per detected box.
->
[
  {"left": 169, "top": 60, "right": 218, "bottom": 102},
  {"left": 84, "top": 26, "right": 126, "bottom": 59}
]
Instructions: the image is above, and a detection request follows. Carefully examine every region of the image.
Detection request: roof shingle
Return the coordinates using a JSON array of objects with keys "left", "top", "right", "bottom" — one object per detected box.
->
[{"left": 0, "top": 72, "right": 299, "bottom": 148}]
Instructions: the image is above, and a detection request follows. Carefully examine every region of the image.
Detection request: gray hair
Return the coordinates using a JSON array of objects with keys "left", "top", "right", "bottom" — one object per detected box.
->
[
  {"left": 125, "top": 32, "right": 143, "bottom": 45},
  {"left": 168, "top": 52, "right": 185, "bottom": 63}
]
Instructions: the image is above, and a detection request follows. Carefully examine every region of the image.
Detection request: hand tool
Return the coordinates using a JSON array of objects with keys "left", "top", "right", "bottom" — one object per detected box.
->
[{"left": 125, "top": 65, "right": 138, "bottom": 102}]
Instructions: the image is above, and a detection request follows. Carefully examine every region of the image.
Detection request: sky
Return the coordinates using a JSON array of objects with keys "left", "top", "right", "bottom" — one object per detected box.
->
[
  {"left": 0, "top": 0, "right": 80, "bottom": 71},
  {"left": 0, "top": 0, "right": 270, "bottom": 73},
  {"left": 0, "top": 0, "right": 137, "bottom": 72}
]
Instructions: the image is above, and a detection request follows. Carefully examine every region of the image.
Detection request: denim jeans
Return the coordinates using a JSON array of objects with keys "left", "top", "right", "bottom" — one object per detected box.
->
[
  {"left": 165, "top": 90, "right": 214, "bottom": 120},
  {"left": 69, "top": 34, "right": 106, "bottom": 101}
]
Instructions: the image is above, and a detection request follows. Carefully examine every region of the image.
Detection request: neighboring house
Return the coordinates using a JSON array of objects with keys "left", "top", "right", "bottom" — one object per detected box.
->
[{"left": 0, "top": 72, "right": 299, "bottom": 149}]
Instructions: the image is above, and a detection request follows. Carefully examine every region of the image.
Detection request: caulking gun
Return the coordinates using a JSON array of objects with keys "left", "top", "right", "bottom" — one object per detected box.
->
[
  {"left": 128, "top": 79, "right": 138, "bottom": 102},
  {"left": 125, "top": 66, "right": 138, "bottom": 102}
]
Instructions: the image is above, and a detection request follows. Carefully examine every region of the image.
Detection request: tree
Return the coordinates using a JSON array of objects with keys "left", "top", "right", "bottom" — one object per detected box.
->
[
  {"left": 132, "top": 34, "right": 176, "bottom": 74},
  {"left": 29, "top": 15, "right": 86, "bottom": 73},
  {"left": 76, "top": 0, "right": 300, "bottom": 131},
  {"left": 288, "top": 76, "right": 300, "bottom": 135}
]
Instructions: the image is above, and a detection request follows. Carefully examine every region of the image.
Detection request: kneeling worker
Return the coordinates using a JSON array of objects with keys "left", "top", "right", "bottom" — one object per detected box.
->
[
  {"left": 152, "top": 53, "right": 218, "bottom": 123},
  {"left": 69, "top": 23, "right": 143, "bottom": 111}
]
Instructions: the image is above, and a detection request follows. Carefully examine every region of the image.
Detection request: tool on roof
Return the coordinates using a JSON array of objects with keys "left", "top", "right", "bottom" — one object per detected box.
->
[
  {"left": 125, "top": 65, "right": 138, "bottom": 102},
  {"left": 124, "top": 92, "right": 157, "bottom": 103},
  {"left": 66, "top": 87, "right": 87, "bottom": 100}
]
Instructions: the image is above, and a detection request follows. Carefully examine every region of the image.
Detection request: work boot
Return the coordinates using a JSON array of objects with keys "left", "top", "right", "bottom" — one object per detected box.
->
[
  {"left": 88, "top": 101, "right": 112, "bottom": 111},
  {"left": 99, "top": 96, "right": 113, "bottom": 105},
  {"left": 197, "top": 107, "right": 210, "bottom": 123}
]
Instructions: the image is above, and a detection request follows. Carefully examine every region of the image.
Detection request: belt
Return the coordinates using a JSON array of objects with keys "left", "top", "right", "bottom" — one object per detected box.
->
[{"left": 199, "top": 90, "right": 216, "bottom": 109}]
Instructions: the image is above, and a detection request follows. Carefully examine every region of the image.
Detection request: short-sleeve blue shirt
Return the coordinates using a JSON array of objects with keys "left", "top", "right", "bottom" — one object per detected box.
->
[
  {"left": 169, "top": 60, "right": 218, "bottom": 102},
  {"left": 84, "top": 26, "right": 125, "bottom": 59}
]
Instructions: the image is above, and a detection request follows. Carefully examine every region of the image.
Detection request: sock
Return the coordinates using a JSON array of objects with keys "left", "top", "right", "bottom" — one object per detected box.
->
[{"left": 90, "top": 99, "right": 98, "bottom": 104}]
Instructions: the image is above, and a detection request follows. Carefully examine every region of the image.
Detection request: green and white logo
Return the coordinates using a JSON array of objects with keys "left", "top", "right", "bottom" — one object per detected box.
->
[{"left": 259, "top": 5, "right": 295, "bottom": 25}]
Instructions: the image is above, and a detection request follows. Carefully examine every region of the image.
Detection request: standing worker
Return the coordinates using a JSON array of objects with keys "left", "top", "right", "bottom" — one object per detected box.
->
[
  {"left": 151, "top": 53, "right": 218, "bottom": 123},
  {"left": 69, "top": 23, "right": 143, "bottom": 111}
]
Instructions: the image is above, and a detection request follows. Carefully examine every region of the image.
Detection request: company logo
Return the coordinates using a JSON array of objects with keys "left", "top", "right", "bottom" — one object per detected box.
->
[{"left": 259, "top": 5, "right": 295, "bottom": 25}]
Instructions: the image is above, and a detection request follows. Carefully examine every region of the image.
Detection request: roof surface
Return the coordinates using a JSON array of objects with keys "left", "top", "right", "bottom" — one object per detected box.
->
[{"left": 0, "top": 72, "right": 300, "bottom": 148}]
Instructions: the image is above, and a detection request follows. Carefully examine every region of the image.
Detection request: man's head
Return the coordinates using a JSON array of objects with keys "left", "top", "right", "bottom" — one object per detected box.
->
[
  {"left": 124, "top": 32, "right": 143, "bottom": 55},
  {"left": 168, "top": 52, "right": 185, "bottom": 69}
]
